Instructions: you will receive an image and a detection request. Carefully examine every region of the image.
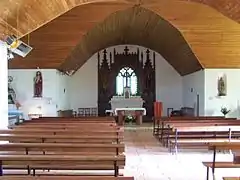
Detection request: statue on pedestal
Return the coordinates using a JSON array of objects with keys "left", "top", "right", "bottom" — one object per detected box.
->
[
  {"left": 8, "top": 76, "right": 16, "bottom": 104},
  {"left": 217, "top": 75, "right": 227, "bottom": 96},
  {"left": 34, "top": 71, "right": 43, "bottom": 97},
  {"left": 124, "top": 87, "right": 130, "bottom": 99}
]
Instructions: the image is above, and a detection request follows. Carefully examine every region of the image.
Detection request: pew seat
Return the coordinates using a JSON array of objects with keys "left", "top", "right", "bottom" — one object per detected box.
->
[
  {"left": 163, "top": 133, "right": 237, "bottom": 146},
  {"left": 223, "top": 178, "right": 240, "bottom": 180},
  {"left": 169, "top": 139, "right": 239, "bottom": 153},
  {"left": 0, "top": 129, "right": 123, "bottom": 136},
  {"left": 0, "top": 176, "right": 134, "bottom": 180},
  {"left": 0, "top": 134, "right": 122, "bottom": 144},
  {"left": 0, "top": 154, "right": 125, "bottom": 176},
  {"left": 153, "top": 117, "right": 237, "bottom": 135},
  {"left": 0, "top": 143, "right": 124, "bottom": 155},
  {"left": 203, "top": 162, "right": 240, "bottom": 180}
]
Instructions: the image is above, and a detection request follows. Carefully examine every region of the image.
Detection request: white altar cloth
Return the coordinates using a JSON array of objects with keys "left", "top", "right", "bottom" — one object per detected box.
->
[{"left": 114, "top": 108, "right": 146, "bottom": 116}]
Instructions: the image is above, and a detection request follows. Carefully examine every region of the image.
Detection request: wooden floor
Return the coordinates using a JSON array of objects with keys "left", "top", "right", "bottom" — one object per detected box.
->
[{"left": 123, "top": 125, "right": 240, "bottom": 180}]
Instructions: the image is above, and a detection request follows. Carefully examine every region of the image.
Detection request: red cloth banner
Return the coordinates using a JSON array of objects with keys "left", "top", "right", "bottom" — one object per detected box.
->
[{"left": 154, "top": 101, "right": 162, "bottom": 117}]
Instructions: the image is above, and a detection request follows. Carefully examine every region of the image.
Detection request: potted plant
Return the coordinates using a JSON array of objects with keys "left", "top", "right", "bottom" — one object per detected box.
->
[
  {"left": 221, "top": 107, "right": 230, "bottom": 117},
  {"left": 125, "top": 115, "right": 134, "bottom": 124}
]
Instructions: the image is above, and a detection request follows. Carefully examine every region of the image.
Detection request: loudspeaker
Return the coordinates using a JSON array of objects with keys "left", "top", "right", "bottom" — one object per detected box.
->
[{"left": 5, "top": 35, "right": 33, "bottom": 57}]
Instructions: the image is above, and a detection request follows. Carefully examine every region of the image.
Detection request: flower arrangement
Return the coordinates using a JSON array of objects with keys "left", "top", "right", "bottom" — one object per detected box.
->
[
  {"left": 221, "top": 107, "right": 230, "bottom": 116},
  {"left": 125, "top": 115, "right": 134, "bottom": 124}
]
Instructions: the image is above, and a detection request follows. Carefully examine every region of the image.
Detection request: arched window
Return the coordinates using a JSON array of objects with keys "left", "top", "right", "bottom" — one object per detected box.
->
[{"left": 116, "top": 67, "right": 137, "bottom": 96}]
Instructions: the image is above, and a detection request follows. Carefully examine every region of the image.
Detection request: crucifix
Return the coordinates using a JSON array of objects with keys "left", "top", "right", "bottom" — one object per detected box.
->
[{"left": 124, "top": 70, "right": 131, "bottom": 88}]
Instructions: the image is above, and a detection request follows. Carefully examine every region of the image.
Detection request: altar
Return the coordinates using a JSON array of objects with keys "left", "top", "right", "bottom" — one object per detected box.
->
[
  {"left": 114, "top": 107, "right": 146, "bottom": 125},
  {"left": 109, "top": 93, "right": 145, "bottom": 125},
  {"left": 110, "top": 95, "right": 144, "bottom": 109}
]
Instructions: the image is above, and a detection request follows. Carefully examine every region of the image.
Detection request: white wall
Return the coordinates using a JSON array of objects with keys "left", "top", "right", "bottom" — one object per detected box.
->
[
  {"left": 9, "top": 50, "right": 240, "bottom": 119},
  {"left": 8, "top": 69, "right": 70, "bottom": 118},
  {"left": 182, "top": 70, "right": 205, "bottom": 115},
  {"left": 9, "top": 45, "right": 185, "bottom": 117},
  {"left": 0, "top": 41, "right": 8, "bottom": 128},
  {"left": 68, "top": 45, "right": 183, "bottom": 116},
  {"left": 205, "top": 69, "right": 240, "bottom": 118},
  {"left": 56, "top": 72, "right": 70, "bottom": 110},
  {"left": 68, "top": 56, "right": 98, "bottom": 110},
  {"left": 155, "top": 52, "right": 183, "bottom": 115}
]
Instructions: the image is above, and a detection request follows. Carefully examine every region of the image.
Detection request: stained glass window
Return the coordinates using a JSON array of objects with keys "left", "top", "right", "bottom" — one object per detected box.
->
[{"left": 116, "top": 67, "right": 137, "bottom": 95}]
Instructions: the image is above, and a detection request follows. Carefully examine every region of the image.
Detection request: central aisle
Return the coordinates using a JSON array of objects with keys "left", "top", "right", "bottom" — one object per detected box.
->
[{"left": 123, "top": 126, "right": 237, "bottom": 180}]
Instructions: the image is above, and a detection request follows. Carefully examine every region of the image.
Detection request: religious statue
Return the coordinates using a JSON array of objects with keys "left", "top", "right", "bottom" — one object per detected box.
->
[
  {"left": 124, "top": 87, "right": 130, "bottom": 99},
  {"left": 217, "top": 76, "right": 226, "bottom": 96},
  {"left": 8, "top": 76, "right": 21, "bottom": 110},
  {"left": 8, "top": 76, "right": 16, "bottom": 104},
  {"left": 34, "top": 71, "right": 43, "bottom": 97}
]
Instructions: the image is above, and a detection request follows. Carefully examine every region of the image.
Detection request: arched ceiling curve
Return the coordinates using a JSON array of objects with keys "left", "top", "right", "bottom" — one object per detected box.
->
[
  {"left": 7, "top": 0, "right": 240, "bottom": 75},
  {"left": 1, "top": 0, "right": 240, "bottom": 40},
  {"left": 59, "top": 5, "right": 202, "bottom": 75}
]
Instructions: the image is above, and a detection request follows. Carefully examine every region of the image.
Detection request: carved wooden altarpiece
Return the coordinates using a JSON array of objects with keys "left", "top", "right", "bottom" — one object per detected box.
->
[{"left": 98, "top": 46, "right": 156, "bottom": 118}]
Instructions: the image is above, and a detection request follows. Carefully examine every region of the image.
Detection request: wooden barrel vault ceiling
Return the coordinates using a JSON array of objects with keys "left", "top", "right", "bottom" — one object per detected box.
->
[{"left": 1, "top": 0, "right": 240, "bottom": 75}]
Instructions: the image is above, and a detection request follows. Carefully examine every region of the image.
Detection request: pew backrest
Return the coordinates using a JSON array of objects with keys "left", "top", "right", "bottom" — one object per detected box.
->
[
  {"left": 0, "top": 142, "right": 125, "bottom": 155},
  {"left": 208, "top": 142, "right": 240, "bottom": 151},
  {"left": 0, "top": 134, "right": 123, "bottom": 143},
  {"left": 0, "top": 176, "right": 134, "bottom": 180},
  {"left": 172, "top": 126, "right": 240, "bottom": 132}
]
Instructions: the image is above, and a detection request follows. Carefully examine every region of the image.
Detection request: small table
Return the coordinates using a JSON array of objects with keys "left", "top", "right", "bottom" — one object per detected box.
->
[{"left": 114, "top": 108, "right": 146, "bottom": 126}]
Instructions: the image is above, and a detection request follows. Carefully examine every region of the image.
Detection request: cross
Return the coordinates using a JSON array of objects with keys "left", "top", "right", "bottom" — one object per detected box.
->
[{"left": 124, "top": 46, "right": 129, "bottom": 54}]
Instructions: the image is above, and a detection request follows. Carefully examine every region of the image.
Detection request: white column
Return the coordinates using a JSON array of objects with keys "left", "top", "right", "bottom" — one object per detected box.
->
[{"left": 0, "top": 41, "right": 8, "bottom": 129}]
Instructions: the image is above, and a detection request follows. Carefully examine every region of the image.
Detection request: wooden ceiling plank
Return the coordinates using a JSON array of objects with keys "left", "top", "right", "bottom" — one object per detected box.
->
[{"left": 8, "top": 0, "right": 240, "bottom": 75}]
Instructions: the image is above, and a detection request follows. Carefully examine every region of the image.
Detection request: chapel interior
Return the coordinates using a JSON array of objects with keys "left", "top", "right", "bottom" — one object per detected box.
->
[{"left": 1, "top": 0, "right": 240, "bottom": 180}]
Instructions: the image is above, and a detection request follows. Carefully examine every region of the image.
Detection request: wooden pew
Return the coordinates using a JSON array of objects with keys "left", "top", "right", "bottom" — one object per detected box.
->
[
  {"left": 0, "top": 134, "right": 123, "bottom": 144},
  {"left": 8, "top": 121, "right": 123, "bottom": 142},
  {"left": 167, "top": 126, "right": 240, "bottom": 154},
  {"left": 17, "top": 122, "right": 117, "bottom": 127},
  {"left": 223, "top": 178, "right": 240, "bottom": 180},
  {"left": 4, "top": 118, "right": 126, "bottom": 176},
  {"left": 0, "top": 142, "right": 125, "bottom": 175},
  {"left": 0, "top": 154, "right": 125, "bottom": 176},
  {"left": 208, "top": 142, "right": 240, "bottom": 151},
  {"left": 13, "top": 125, "right": 119, "bottom": 131},
  {"left": 0, "top": 129, "right": 123, "bottom": 136},
  {"left": 159, "top": 120, "right": 240, "bottom": 145},
  {"left": 155, "top": 118, "right": 239, "bottom": 140},
  {"left": 14, "top": 117, "right": 116, "bottom": 127},
  {"left": 21, "top": 121, "right": 117, "bottom": 125},
  {"left": 24, "top": 117, "right": 116, "bottom": 123},
  {"left": 153, "top": 116, "right": 231, "bottom": 135},
  {"left": 0, "top": 142, "right": 125, "bottom": 155},
  {"left": 6, "top": 120, "right": 123, "bottom": 143},
  {"left": 38, "top": 116, "right": 115, "bottom": 120},
  {"left": 202, "top": 142, "right": 240, "bottom": 180},
  {"left": 0, "top": 176, "right": 134, "bottom": 180},
  {"left": 15, "top": 118, "right": 118, "bottom": 126},
  {"left": 15, "top": 124, "right": 118, "bottom": 130},
  {"left": 22, "top": 120, "right": 116, "bottom": 124},
  {"left": 202, "top": 162, "right": 240, "bottom": 180}
]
